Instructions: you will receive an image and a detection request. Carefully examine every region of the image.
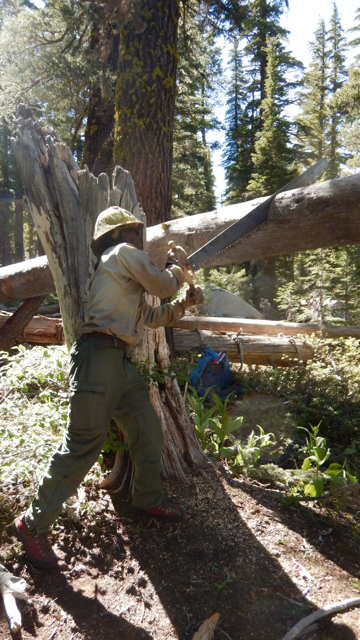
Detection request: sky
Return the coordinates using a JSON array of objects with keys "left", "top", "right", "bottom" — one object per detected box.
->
[{"left": 212, "top": 0, "right": 360, "bottom": 205}]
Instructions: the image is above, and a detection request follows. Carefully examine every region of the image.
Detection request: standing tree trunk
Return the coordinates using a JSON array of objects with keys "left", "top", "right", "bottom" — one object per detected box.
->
[
  {"left": 113, "top": 0, "right": 180, "bottom": 225},
  {"left": 11, "top": 109, "right": 206, "bottom": 480},
  {"left": 14, "top": 198, "right": 24, "bottom": 263}
]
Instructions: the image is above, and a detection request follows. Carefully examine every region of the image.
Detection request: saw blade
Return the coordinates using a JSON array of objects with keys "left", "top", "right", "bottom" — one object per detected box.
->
[{"left": 188, "top": 158, "right": 328, "bottom": 272}]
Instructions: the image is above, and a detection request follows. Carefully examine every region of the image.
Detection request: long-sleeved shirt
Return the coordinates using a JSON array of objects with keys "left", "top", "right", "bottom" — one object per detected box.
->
[{"left": 81, "top": 242, "right": 186, "bottom": 345}]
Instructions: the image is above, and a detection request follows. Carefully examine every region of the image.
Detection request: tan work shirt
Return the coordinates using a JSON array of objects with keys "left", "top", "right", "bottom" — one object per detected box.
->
[{"left": 81, "top": 243, "right": 186, "bottom": 345}]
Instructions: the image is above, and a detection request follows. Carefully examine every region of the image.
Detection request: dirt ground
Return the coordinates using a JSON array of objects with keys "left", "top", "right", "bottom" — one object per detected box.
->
[{"left": 1, "top": 463, "right": 360, "bottom": 640}]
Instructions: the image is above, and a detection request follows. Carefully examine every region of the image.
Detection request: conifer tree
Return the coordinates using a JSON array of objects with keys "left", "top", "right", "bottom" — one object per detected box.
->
[
  {"left": 171, "top": 5, "right": 220, "bottom": 217},
  {"left": 223, "top": 0, "right": 299, "bottom": 202},
  {"left": 336, "top": 7, "right": 360, "bottom": 169},
  {"left": 327, "top": 2, "right": 347, "bottom": 178},
  {"left": 247, "top": 36, "right": 296, "bottom": 196},
  {"left": 296, "top": 19, "right": 330, "bottom": 165},
  {"left": 222, "top": 36, "right": 251, "bottom": 203},
  {"left": 276, "top": 246, "right": 360, "bottom": 325},
  {"left": 243, "top": 0, "right": 289, "bottom": 110}
]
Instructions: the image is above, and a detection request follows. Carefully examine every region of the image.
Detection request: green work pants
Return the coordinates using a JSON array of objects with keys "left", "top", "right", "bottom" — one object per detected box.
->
[{"left": 25, "top": 335, "right": 163, "bottom": 534}]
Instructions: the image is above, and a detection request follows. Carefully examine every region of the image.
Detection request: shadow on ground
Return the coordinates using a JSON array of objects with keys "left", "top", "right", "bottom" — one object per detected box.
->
[{"left": 107, "top": 467, "right": 358, "bottom": 640}]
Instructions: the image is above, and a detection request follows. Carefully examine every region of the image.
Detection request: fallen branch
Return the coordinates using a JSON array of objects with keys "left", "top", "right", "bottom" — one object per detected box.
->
[
  {"left": 0, "top": 563, "right": 31, "bottom": 633},
  {"left": 281, "top": 596, "right": 360, "bottom": 640},
  {"left": 192, "top": 612, "right": 220, "bottom": 640},
  {"left": 0, "top": 295, "right": 45, "bottom": 352}
]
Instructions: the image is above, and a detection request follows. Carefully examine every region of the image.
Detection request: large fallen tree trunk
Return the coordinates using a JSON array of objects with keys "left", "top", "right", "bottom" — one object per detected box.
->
[
  {"left": 175, "top": 316, "right": 360, "bottom": 340},
  {"left": 2, "top": 172, "right": 360, "bottom": 302},
  {"left": 0, "top": 256, "right": 55, "bottom": 303}
]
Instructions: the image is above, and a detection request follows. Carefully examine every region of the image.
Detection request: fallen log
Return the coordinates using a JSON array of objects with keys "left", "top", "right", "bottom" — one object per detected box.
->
[
  {"left": 2, "top": 172, "right": 360, "bottom": 302},
  {"left": 0, "top": 296, "right": 45, "bottom": 352},
  {"left": 175, "top": 316, "right": 360, "bottom": 339},
  {"left": 0, "top": 312, "right": 313, "bottom": 365},
  {"left": 0, "top": 311, "right": 64, "bottom": 345},
  {"left": 173, "top": 329, "right": 313, "bottom": 366},
  {"left": 0, "top": 255, "right": 55, "bottom": 304}
]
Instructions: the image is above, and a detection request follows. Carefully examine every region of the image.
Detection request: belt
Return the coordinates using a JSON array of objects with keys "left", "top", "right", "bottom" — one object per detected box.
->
[{"left": 82, "top": 331, "right": 128, "bottom": 350}]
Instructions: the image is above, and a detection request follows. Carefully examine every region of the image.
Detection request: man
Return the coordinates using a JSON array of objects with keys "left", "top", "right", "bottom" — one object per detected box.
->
[{"left": 14, "top": 206, "right": 204, "bottom": 570}]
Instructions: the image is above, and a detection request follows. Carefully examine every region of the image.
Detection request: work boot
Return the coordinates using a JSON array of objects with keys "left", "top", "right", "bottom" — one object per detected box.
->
[
  {"left": 134, "top": 501, "right": 184, "bottom": 522},
  {"left": 13, "top": 516, "right": 58, "bottom": 570}
]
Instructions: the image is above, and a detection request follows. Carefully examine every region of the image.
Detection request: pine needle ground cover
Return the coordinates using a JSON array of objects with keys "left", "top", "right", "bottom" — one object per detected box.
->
[{"left": 1, "top": 342, "right": 360, "bottom": 639}]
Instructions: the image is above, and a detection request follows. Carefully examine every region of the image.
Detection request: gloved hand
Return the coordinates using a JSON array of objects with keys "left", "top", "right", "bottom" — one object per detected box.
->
[
  {"left": 166, "top": 243, "right": 188, "bottom": 268},
  {"left": 180, "top": 285, "right": 205, "bottom": 309}
]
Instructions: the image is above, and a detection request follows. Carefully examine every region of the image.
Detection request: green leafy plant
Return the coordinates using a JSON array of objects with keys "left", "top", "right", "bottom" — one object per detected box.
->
[
  {"left": 299, "top": 423, "right": 331, "bottom": 497},
  {"left": 0, "top": 345, "right": 70, "bottom": 485},
  {"left": 135, "top": 356, "right": 199, "bottom": 388},
  {"left": 208, "top": 394, "right": 243, "bottom": 459},
  {"left": 231, "top": 426, "right": 276, "bottom": 473},
  {"left": 324, "top": 461, "right": 357, "bottom": 489},
  {"left": 299, "top": 423, "right": 357, "bottom": 497},
  {"left": 187, "top": 386, "right": 217, "bottom": 450}
]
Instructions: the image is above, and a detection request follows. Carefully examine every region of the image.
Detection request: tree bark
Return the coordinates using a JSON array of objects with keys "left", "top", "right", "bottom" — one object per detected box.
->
[
  {"left": 113, "top": 0, "right": 180, "bottom": 225},
  {"left": 174, "top": 329, "right": 313, "bottom": 366},
  {"left": 176, "top": 316, "right": 360, "bottom": 339},
  {"left": 82, "top": 22, "right": 120, "bottom": 176},
  {"left": 146, "top": 172, "right": 360, "bottom": 269},
  {"left": 0, "top": 312, "right": 315, "bottom": 366},
  {"left": 0, "top": 255, "right": 56, "bottom": 304},
  {"left": 14, "top": 199, "right": 25, "bottom": 263},
  {"left": 10, "top": 111, "right": 206, "bottom": 479},
  {"left": 3, "top": 312, "right": 360, "bottom": 346},
  {"left": 3, "top": 172, "right": 360, "bottom": 301},
  {"left": 0, "top": 310, "right": 64, "bottom": 344}
]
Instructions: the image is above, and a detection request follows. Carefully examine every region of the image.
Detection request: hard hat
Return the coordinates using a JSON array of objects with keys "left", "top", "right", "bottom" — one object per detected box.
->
[{"left": 93, "top": 206, "right": 144, "bottom": 242}]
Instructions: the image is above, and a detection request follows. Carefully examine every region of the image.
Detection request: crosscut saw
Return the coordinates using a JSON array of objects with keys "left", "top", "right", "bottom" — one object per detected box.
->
[{"left": 187, "top": 158, "right": 328, "bottom": 273}]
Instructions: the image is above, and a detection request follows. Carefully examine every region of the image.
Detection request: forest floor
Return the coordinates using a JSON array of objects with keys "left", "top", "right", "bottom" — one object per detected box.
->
[{"left": 1, "top": 463, "right": 360, "bottom": 640}]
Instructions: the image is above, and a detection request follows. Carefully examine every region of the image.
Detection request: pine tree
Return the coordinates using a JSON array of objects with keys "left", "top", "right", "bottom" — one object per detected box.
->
[
  {"left": 222, "top": 36, "right": 251, "bottom": 203},
  {"left": 243, "top": 0, "right": 289, "bottom": 111},
  {"left": 223, "top": 0, "right": 299, "bottom": 202},
  {"left": 327, "top": 2, "right": 347, "bottom": 178},
  {"left": 296, "top": 19, "right": 330, "bottom": 165},
  {"left": 276, "top": 247, "right": 360, "bottom": 325},
  {"left": 171, "top": 5, "right": 220, "bottom": 217},
  {"left": 247, "top": 36, "right": 296, "bottom": 196},
  {"left": 0, "top": 1, "right": 95, "bottom": 148},
  {"left": 336, "top": 7, "right": 360, "bottom": 169}
]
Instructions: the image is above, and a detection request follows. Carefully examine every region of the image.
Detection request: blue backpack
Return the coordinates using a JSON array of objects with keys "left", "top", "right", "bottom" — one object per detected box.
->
[{"left": 189, "top": 348, "right": 239, "bottom": 399}]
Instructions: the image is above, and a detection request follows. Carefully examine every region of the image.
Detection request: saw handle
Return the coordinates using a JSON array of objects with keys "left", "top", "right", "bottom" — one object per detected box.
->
[{"left": 168, "top": 241, "right": 194, "bottom": 289}]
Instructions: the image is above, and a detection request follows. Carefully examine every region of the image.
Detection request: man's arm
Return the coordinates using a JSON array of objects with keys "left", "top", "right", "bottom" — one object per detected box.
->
[
  {"left": 118, "top": 244, "right": 186, "bottom": 298},
  {"left": 141, "top": 285, "right": 205, "bottom": 329}
]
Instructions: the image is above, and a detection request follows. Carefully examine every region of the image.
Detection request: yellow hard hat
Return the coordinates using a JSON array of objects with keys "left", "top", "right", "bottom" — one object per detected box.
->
[{"left": 93, "top": 206, "right": 144, "bottom": 242}]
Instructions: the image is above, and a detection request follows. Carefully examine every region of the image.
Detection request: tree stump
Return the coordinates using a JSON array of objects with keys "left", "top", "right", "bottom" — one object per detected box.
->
[{"left": 10, "top": 107, "right": 206, "bottom": 480}]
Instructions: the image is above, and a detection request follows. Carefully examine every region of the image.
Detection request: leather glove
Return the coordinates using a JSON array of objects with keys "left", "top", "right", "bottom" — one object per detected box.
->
[
  {"left": 180, "top": 285, "right": 205, "bottom": 309},
  {"left": 166, "top": 243, "right": 188, "bottom": 268}
]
